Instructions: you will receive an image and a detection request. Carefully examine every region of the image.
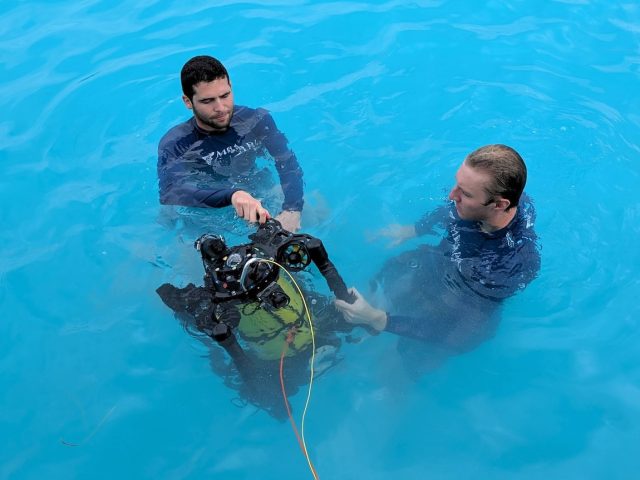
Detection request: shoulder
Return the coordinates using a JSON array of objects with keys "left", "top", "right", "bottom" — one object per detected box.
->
[
  {"left": 510, "top": 193, "right": 541, "bottom": 266},
  {"left": 158, "top": 118, "right": 197, "bottom": 151},
  {"left": 231, "top": 105, "right": 276, "bottom": 134},
  {"left": 512, "top": 194, "right": 537, "bottom": 239},
  {"left": 232, "top": 105, "right": 272, "bottom": 122}
]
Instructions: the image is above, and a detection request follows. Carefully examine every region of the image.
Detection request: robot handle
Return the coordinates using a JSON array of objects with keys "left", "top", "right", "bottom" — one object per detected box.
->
[{"left": 300, "top": 237, "right": 356, "bottom": 304}]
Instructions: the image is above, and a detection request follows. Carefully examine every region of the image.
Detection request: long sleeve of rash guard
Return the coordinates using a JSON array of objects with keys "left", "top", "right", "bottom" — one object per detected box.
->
[
  {"left": 257, "top": 112, "right": 304, "bottom": 211},
  {"left": 157, "top": 135, "right": 241, "bottom": 208}
]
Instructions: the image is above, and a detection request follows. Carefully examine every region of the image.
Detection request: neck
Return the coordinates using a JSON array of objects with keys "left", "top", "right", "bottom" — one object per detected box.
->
[
  {"left": 480, "top": 207, "right": 517, "bottom": 233},
  {"left": 194, "top": 117, "right": 228, "bottom": 134}
]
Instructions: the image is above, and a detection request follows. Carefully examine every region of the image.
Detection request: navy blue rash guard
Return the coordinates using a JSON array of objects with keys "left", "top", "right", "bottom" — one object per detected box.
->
[
  {"left": 379, "top": 196, "right": 540, "bottom": 350},
  {"left": 157, "top": 106, "right": 304, "bottom": 211}
]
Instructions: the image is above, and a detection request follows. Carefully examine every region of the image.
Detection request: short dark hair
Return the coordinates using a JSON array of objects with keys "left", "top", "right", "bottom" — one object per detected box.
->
[
  {"left": 465, "top": 144, "right": 527, "bottom": 210},
  {"left": 180, "top": 55, "right": 229, "bottom": 100}
]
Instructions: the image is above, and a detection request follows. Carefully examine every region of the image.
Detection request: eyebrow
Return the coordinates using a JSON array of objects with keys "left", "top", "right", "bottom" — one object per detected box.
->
[{"left": 197, "top": 90, "right": 231, "bottom": 101}]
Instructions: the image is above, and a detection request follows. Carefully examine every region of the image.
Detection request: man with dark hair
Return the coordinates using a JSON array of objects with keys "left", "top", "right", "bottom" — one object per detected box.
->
[
  {"left": 335, "top": 144, "right": 540, "bottom": 364},
  {"left": 158, "top": 55, "right": 304, "bottom": 232}
]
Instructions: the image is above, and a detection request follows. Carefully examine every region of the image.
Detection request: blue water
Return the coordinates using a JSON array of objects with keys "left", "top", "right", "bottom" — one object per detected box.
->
[{"left": 2, "top": 1, "right": 640, "bottom": 479}]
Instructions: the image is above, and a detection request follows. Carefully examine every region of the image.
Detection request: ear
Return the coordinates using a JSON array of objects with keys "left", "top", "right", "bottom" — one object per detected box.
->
[
  {"left": 182, "top": 94, "right": 193, "bottom": 110},
  {"left": 494, "top": 197, "right": 511, "bottom": 211}
]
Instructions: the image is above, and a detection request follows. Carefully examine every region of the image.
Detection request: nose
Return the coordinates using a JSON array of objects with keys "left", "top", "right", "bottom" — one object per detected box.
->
[
  {"left": 448, "top": 186, "right": 459, "bottom": 201},
  {"left": 206, "top": 97, "right": 227, "bottom": 112}
]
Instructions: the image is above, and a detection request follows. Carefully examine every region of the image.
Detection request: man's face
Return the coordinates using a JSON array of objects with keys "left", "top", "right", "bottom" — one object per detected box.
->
[
  {"left": 448, "top": 162, "right": 496, "bottom": 222},
  {"left": 183, "top": 77, "right": 234, "bottom": 132}
]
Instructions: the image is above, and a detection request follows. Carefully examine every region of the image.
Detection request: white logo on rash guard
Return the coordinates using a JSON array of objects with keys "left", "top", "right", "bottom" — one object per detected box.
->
[{"left": 201, "top": 140, "right": 261, "bottom": 166}]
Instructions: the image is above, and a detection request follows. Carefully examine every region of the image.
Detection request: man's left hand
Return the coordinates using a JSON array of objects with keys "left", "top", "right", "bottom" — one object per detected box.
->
[
  {"left": 275, "top": 210, "right": 301, "bottom": 232},
  {"left": 374, "top": 223, "right": 417, "bottom": 247},
  {"left": 334, "top": 287, "right": 387, "bottom": 332}
]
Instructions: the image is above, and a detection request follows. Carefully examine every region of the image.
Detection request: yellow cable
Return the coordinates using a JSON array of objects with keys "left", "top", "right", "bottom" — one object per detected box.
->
[{"left": 255, "top": 259, "right": 319, "bottom": 480}]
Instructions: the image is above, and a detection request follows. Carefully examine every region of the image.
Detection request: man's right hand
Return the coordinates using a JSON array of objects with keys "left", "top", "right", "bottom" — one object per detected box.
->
[{"left": 231, "top": 190, "right": 270, "bottom": 224}]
